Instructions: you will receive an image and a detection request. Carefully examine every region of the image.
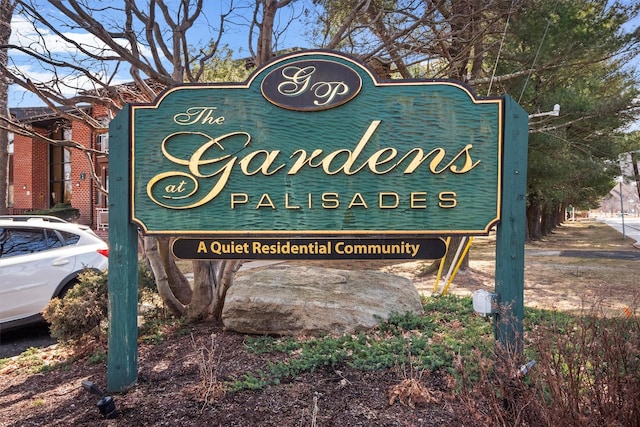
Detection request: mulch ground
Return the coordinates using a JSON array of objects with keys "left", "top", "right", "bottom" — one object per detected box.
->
[{"left": 0, "top": 323, "right": 477, "bottom": 426}]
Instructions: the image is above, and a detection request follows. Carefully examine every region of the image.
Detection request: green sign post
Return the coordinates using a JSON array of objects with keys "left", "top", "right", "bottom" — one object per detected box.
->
[
  {"left": 107, "top": 107, "right": 139, "bottom": 392},
  {"left": 107, "top": 51, "right": 527, "bottom": 391},
  {"left": 495, "top": 96, "right": 528, "bottom": 355}
]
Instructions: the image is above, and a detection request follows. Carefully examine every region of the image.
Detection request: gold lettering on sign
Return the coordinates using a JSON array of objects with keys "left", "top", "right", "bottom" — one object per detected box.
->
[
  {"left": 145, "top": 119, "right": 481, "bottom": 209},
  {"left": 231, "top": 193, "right": 249, "bottom": 208},
  {"left": 379, "top": 192, "right": 399, "bottom": 209},
  {"left": 438, "top": 191, "right": 458, "bottom": 208},
  {"left": 278, "top": 66, "right": 350, "bottom": 106},
  {"left": 146, "top": 131, "right": 251, "bottom": 209},
  {"left": 256, "top": 194, "right": 276, "bottom": 209},
  {"left": 347, "top": 193, "right": 368, "bottom": 209},
  {"left": 322, "top": 193, "right": 340, "bottom": 209},
  {"left": 173, "top": 107, "right": 225, "bottom": 125},
  {"left": 225, "top": 191, "right": 458, "bottom": 210},
  {"left": 410, "top": 192, "right": 427, "bottom": 209}
]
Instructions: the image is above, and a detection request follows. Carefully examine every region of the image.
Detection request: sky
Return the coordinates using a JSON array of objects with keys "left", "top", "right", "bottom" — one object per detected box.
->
[
  {"left": 6, "top": 0, "right": 640, "bottom": 129},
  {"left": 6, "top": 1, "right": 313, "bottom": 108},
  {"left": 8, "top": 14, "right": 131, "bottom": 107}
]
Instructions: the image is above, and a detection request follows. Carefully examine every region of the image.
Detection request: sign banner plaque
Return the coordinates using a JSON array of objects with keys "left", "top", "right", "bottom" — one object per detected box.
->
[
  {"left": 172, "top": 237, "right": 447, "bottom": 260},
  {"left": 131, "top": 50, "right": 503, "bottom": 236}
]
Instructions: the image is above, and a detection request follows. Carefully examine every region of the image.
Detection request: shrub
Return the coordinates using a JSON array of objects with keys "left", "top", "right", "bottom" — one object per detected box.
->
[
  {"left": 138, "top": 260, "right": 157, "bottom": 294},
  {"left": 232, "top": 296, "right": 495, "bottom": 391},
  {"left": 530, "top": 310, "right": 640, "bottom": 426},
  {"left": 28, "top": 203, "right": 80, "bottom": 222},
  {"left": 42, "top": 269, "right": 109, "bottom": 343},
  {"left": 43, "top": 262, "right": 166, "bottom": 344},
  {"left": 458, "top": 305, "right": 640, "bottom": 426}
]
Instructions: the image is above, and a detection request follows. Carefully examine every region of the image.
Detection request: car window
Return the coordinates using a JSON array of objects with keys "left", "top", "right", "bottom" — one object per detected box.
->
[
  {"left": 0, "top": 227, "right": 5, "bottom": 257},
  {"left": 57, "top": 230, "right": 80, "bottom": 245},
  {"left": 45, "top": 229, "right": 64, "bottom": 249},
  {"left": 0, "top": 227, "right": 67, "bottom": 258}
]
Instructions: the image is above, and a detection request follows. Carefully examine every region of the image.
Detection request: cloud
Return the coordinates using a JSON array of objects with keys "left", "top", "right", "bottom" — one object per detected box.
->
[
  {"left": 10, "top": 15, "right": 124, "bottom": 57},
  {"left": 8, "top": 15, "right": 139, "bottom": 106}
]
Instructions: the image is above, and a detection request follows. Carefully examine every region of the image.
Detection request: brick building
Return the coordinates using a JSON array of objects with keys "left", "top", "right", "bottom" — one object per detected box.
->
[{"left": 8, "top": 105, "right": 110, "bottom": 233}]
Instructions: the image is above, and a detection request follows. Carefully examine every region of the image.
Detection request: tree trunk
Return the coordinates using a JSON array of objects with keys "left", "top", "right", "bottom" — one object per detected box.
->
[
  {"left": 187, "top": 261, "right": 215, "bottom": 322},
  {"left": 0, "top": 0, "right": 15, "bottom": 215},
  {"left": 144, "top": 236, "right": 186, "bottom": 317},
  {"left": 553, "top": 204, "right": 563, "bottom": 227},
  {"left": 541, "top": 208, "right": 553, "bottom": 237},
  {"left": 210, "top": 260, "right": 243, "bottom": 321},
  {"left": 257, "top": 0, "right": 277, "bottom": 65},
  {"left": 188, "top": 260, "right": 243, "bottom": 323},
  {"left": 157, "top": 237, "right": 192, "bottom": 305},
  {"left": 527, "top": 202, "right": 543, "bottom": 240},
  {"left": 540, "top": 211, "right": 548, "bottom": 237},
  {"left": 446, "top": 0, "right": 475, "bottom": 81}
]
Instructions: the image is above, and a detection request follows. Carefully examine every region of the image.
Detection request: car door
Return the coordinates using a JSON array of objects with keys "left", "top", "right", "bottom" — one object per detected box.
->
[{"left": 0, "top": 226, "right": 76, "bottom": 323}]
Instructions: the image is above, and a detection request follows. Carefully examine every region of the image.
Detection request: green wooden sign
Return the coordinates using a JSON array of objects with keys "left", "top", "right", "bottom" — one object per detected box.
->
[
  {"left": 110, "top": 52, "right": 527, "bottom": 392},
  {"left": 131, "top": 51, "right": 503, "bottom": 235}
]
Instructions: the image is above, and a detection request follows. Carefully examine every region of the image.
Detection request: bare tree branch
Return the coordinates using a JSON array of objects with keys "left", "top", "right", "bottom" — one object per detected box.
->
[{"left": 0, "top": 114, "right": 108, "bottom": 194}]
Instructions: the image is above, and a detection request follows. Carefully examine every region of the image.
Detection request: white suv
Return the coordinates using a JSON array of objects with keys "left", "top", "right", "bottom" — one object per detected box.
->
[{"left": 0, "top": 216, "right": 109, "bottom": 330}]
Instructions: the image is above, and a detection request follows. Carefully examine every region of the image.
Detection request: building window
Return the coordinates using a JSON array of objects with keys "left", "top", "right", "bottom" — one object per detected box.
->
[
  {"left": 50, "top": 145, "right": 72, "bottom": 206},
  {"left": 8, "top": 137, "right": 13, "bottom": 207},
  {"left": 97, "top": 133, "right": 109, "bottom": 154},
  {"left": 97, "top": 166, "right": 109, "bottom": 208}
]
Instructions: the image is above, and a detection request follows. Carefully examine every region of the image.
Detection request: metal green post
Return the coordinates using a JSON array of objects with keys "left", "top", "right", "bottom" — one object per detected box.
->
[
  {"left": 107, "top": 105, "right": 139, "bottom": 391},
  {"left": 494, "top": 95, "right": 528, "bottom": 355}
]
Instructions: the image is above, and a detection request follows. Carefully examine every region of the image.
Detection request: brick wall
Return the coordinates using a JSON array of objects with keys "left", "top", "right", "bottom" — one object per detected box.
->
[
  {"left": 12, "top": 128, "right": 49, "bottom": 210},
  {"left": 93, "top": 104, "right": 109, "bottom": 118},
  {"left": 10, "top": 106, "right": 112, "bottom": 230},
  {"left": 71, "top": 120, "right": 94, "bottom": 225}
]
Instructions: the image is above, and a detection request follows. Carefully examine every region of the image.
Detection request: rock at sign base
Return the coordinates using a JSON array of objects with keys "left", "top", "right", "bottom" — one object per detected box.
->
[{"left": 221, "top": 264, "right": 423, "bottom": 336}]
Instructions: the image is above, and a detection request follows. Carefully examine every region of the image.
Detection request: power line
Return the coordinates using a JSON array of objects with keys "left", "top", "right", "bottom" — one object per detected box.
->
[
  {"left": 518, "top": 0, "right": 560, "bottom": 103},
  {"left": 487, "top": 0, "right": 515, "bottom": 96}
]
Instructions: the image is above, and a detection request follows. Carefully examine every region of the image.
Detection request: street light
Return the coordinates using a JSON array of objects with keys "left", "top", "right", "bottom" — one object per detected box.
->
[{"left": 528, "top": 104, "right": 560, "bottom": 119}]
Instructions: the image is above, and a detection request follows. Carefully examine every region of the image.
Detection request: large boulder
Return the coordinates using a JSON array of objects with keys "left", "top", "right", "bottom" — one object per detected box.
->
[{"left": 221, "top": 264, "right": 423, "bottom": 336}]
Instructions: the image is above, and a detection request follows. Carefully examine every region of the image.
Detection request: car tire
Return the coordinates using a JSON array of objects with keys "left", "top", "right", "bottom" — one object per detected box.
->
[{"left": 57, "top": 280, "right": 79, "bottom": 299}]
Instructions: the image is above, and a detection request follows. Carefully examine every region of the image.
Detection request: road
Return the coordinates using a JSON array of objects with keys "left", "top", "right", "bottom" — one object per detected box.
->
[
  {"left": 600, "top": 216, "right": 640, "bottom": 248},
  {"left": 0, "top": 322, "right": 56, "bottom": 359}
]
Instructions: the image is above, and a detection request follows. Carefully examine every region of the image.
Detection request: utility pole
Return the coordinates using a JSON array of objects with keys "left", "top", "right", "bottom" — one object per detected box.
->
[
  {"left": 632, "top": 152, "right": 640, "bottom": 204},
  {"left": 619, "top": 181, "right": 626, "bottom": 239}
]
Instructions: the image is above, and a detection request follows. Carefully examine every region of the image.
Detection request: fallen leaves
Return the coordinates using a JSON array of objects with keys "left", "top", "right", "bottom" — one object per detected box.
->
[{"left": 388, "top": 378, "right": 438, "bottom": 408}]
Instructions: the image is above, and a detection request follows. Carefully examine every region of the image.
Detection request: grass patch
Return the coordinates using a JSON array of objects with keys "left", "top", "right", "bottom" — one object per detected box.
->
[
  {"left": 1, "top": 346, "right": 72, "bottom": 375},
  {"left": 231, "top": 294, "right": 494, "bottom": 391},
  {"left": 139, "top": 317, "right": 188, "bottom": 345},
  {"left": 87, "top": 349, "right": 107, "bottom": 365},
  {"left": 228, "top": 294, "right": 640, "bottom": 426}
]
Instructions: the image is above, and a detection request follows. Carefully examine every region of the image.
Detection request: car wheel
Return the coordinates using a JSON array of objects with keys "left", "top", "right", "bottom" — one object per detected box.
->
[{"left": 57, "top": 280, "right": 79, "bottom": 299}]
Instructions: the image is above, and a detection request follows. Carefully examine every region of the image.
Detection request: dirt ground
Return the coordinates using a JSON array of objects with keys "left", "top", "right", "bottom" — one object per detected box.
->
[
  {"left": 0, "top": 220, "right": 638, "bottom": 426},
  {"left": 404, "top": 220, "right": 640, "bottom": 316},
  {"left": 299, "top": 220, "right": 640, "bottom": 316}
]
